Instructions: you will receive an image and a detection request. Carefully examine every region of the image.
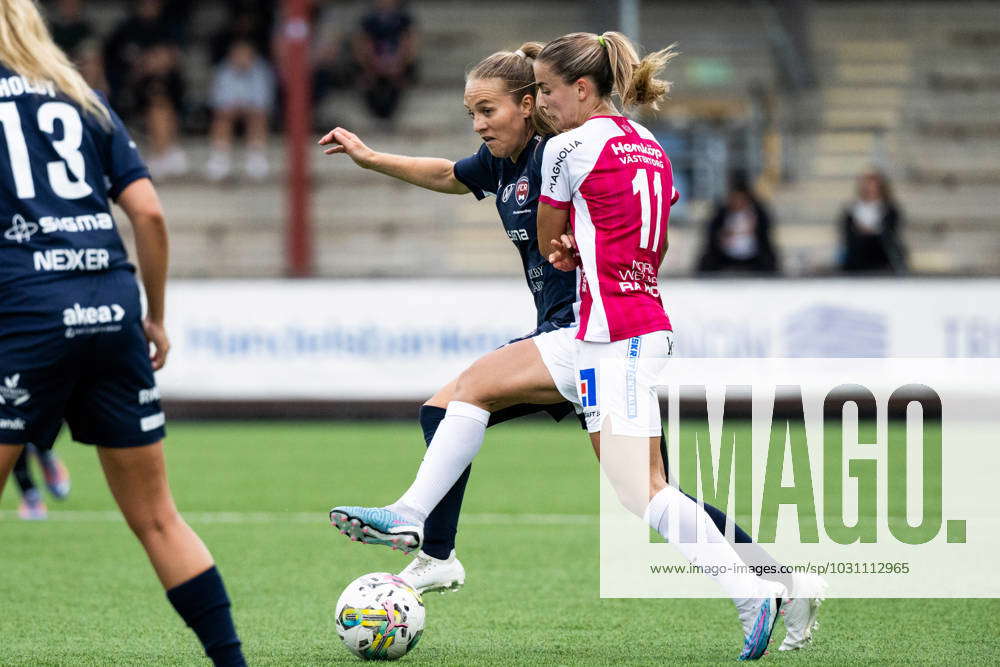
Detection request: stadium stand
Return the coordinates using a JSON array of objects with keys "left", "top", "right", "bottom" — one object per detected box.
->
[{"left": 83, "top": 0, "right": 997, "bottom": 277}]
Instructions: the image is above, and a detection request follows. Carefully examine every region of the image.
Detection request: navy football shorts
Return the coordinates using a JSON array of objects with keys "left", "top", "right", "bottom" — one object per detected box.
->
[
  {"left": 0, "top": 289, "right": 165, "bottom": 448},
  {"left": 488, "top": 320, "right": 586, "bottom": 430}
]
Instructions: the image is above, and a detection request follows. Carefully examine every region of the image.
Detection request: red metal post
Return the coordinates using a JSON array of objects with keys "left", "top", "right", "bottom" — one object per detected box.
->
[{"left": 282, "top": 0, "right": 312, "bottom": 277}]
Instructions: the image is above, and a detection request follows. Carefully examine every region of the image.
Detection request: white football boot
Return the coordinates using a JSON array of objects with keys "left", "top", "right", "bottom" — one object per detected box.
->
[
  {"left": 398, "top": 550, "right": 466, "bottom": 594},
  {"left": 779, "top": 573, "right": 828, "bottom": 651}
]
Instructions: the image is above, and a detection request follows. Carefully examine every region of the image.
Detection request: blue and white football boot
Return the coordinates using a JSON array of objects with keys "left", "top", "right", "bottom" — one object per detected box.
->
[
  {"left": 738, "top": 581, "right": 786, "bottom": 661},
  {"left": 330, "top": 506, "right": 423, "bottom": 554}
]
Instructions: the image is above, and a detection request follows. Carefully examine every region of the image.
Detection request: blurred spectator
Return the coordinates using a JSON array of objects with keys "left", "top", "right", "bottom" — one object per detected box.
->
[
  {"left": 352, "top": 0, "right": 417, "bottom": 124},
  {"left": 838, "top": 169, "right": 907, "bottom": 273},
  {"left": 48, "top": 0, "right": 106, "bottom": 92},
  {"left": 697, "top": 177, "right": 780, "bottom": 274},
  {"left": 49, "top": 0, "right": 92, "bottom": 59},
  {"left": 312, "top": 3, "right": 349, "bottom": 112},
  {"left": 205, "top": 39, "right": 276, "bottom": 182},
  {"left": 103, "top": 0, "right": 188, "bottom": 179},
  {"left": 209, "top": 2, "right": 275, "bottom": 66}
]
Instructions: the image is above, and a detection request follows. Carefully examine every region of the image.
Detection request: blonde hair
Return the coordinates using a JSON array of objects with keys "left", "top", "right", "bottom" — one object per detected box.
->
[
  {"left": 0, "top": 0, "right": 110, "bottom": 124},
  {"left": 538, "top": 31, "right": 678, "bottom": 110},
  {"left": 468, "top": 41, "right": 558, "bottom": 136}
]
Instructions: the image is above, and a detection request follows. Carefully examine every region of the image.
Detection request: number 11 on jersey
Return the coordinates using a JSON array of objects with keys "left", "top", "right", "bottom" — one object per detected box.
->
[{"left": 631, "top": 168, "right": 663, "bottom": 252}]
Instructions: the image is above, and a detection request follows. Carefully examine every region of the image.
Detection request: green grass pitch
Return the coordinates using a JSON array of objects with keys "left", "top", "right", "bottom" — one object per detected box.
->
[{"left": 2, "top": 421, "right": 998, "bottom": 665}]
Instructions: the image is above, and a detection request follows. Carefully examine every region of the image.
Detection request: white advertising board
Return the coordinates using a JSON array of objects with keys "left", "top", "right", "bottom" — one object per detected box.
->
[{"left": 157, "top": 279, "right": 1000, "bottom": 400}]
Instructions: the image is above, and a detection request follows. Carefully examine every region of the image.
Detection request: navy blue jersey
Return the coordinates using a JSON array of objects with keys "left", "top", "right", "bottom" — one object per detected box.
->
[
  {"left": 453, "top": 135, "right": 576, "bottom": 328},
  {"left": 0, "top": 65, "right": 146, "bottom": 333}
]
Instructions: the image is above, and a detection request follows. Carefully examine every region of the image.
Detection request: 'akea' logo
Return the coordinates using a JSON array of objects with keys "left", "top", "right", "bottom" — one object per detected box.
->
[
  {"left": 63, "top": 302, "right": 125, "bottom": 326},
  {"left": 0, "top": 374, "right": 30, "bottom": 406}
]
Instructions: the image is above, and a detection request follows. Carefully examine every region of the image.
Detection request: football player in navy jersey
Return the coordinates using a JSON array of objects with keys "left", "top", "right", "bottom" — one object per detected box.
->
[
  {"left": 321, "top": 43, "right": 571, "bottom": 592},
  {"left": 319, "top": 44, "right": 804, "bottom": 626},
  {"left": 0, "top": 2, "right": 244, "bottom": 664}
]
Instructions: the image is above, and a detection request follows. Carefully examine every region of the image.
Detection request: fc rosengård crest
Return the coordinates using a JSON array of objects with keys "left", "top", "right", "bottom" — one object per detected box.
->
[{"left": 515, "top": 176, "right": 530, "bottom": 206}]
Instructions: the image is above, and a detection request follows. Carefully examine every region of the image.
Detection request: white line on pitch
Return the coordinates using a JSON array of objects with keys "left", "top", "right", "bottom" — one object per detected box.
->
[{"left": 0, "top": 510, "right": 596, "bottom": 525}]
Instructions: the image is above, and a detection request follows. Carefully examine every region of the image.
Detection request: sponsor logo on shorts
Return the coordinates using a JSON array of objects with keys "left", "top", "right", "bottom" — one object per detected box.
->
[
  {"left": 0, "top": 374, "right": 30, "bottom": 406},
  {"left": 579, "top": 367, "right": 597, "bottom": 408},
  {"left": 63, "top": 302, "right": 125, "bottom": 338},
  {"left": 140, "top": 412, "right": 165, "bottom": 432},
  {"left": 34, "top": 248, "right": 110, "bottom": 272},
  {"left": 501, "top": 183, "right": 514, "bottom": 203},
  {"left": 0, "top": 417, "right": 26, "bottom": 431},
  {"left": 626, "top": 337, "right": 641, "bottom": 419},
  {"left": 138, "top": 386, "right": 161, "bottom": 405},
  {"left": 515, "top": 175, "right": 530, "bottom": 206}
]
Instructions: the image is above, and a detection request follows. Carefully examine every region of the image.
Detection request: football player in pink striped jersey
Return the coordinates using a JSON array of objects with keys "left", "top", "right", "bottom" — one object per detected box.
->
[{"left": 332, "top": 31, "right": 823, "bottom": 660}]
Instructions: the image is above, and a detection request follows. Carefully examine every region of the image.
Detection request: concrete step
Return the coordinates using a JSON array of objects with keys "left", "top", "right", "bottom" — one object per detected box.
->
[
  {"left": 811, "top": 154, "right": 876, "bottom": 179},
  {"left": 823, "top": 87, "right": 904, "bottom": 108},
  {"left": 816, "top": 131, "right": 879, "bottom": 153},
  {"left": 834, "top": 62, "right": 913, "bottom": 85},
  {"left": 822, "top": 107, "right": 901, "bottom": 129},
  {"left": 831, "top": 40, "right": 911, "bottom": 61}
]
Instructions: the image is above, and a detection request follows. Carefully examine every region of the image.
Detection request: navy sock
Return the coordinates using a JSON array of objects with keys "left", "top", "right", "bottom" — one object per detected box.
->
[
  {"left": 13, "top": 449, "right": 34, "bottom": 494},
  {"left": 166, "top": 566, "right": 245, "bottom": 667},
  {"left": 419, "top": 405, "right": 472, "bottom": 560}
]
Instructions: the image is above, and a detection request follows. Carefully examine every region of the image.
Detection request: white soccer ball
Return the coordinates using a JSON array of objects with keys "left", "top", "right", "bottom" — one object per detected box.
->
[{"left": 335, "top": 572, "right": 426, "bottom": 661}]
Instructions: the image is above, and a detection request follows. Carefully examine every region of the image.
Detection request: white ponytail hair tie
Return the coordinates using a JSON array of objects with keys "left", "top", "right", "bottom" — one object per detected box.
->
[{"left": 514, "top": 49, "right": 527, "bottom": 59}]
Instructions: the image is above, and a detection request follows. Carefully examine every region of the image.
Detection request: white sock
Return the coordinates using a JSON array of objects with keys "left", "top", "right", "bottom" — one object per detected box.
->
[
  {"left": 645, "top": 486, "right": 766, "bottom": 606},
  {"left": 388, "top": 401, "right": 490, "bottom": 524}
]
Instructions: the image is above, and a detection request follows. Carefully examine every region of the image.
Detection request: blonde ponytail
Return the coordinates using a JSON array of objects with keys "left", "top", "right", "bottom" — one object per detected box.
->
[
  {"left": 0, "top": 0, "right": 110, "bottom": 125},
  {"left": 602, "top": 32, "right": 677, "bottom": 110},
  {"left": 538, "top": 31, "right": 678, "bottom": 111}
]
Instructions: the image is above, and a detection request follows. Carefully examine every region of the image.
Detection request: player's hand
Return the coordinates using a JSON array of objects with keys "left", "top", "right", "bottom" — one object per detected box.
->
[
  {"left": 548, "top": 233, "right": 580, "bottom": 271},
  {"left": 318, "top": 127, "right": 376, "bottom": 168},
  {"left": 143, "top": 318, "right": 170, "bottom": 371}
]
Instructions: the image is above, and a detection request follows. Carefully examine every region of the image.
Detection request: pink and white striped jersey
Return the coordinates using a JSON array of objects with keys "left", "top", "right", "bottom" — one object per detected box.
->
[{"left": 539, "top": 115, "right": 677, "bottom": 343}]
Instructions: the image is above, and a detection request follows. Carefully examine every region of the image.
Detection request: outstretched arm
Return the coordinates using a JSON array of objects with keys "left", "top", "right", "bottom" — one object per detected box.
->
[{"left": 319, "top": 127, "right": 469, "bottom": 194}]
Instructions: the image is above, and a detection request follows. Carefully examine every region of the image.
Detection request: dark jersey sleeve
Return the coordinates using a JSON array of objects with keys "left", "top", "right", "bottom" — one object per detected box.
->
[
  {"left": 97, "top": 99, "right": 150, "bottom": 201},
  {"left": 453, "top": 144, "right": 497, "bottom": 201}
]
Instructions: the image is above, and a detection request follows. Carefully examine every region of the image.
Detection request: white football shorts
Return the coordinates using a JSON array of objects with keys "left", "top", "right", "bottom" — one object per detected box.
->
[{"left": 533, "top": 327, "right": 673, "bottom": 436}]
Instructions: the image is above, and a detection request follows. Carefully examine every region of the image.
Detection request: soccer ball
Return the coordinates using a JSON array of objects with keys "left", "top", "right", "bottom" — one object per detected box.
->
[{"left": 335, "top": 572, "right": 426, "bottom": 661}]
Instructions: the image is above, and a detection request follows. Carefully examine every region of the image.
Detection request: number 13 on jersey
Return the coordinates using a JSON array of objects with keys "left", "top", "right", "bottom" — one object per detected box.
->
[
  {"left": 631, "top": 168, "right": 665, "bottom": 252},
  {"left": 0, "top": 100, "right": 92, "bottom": 200}
]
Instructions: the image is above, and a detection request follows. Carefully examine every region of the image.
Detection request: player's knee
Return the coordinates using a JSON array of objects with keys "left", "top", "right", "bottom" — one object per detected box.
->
[
  {"left": 452, "top": 367, "right": 496, "bottom": 411},
  {"left": 127, "top": 506, "right": 183, "bottom": 541}
]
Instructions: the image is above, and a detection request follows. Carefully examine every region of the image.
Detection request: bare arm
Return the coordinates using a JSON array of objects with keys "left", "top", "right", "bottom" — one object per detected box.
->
[
  {"left": 117, "top": 178, "right": 170, "bottom": 370},
  {"left": 537, "top": 202, "right": 578, "bottom": 271},
  {"left": 319, "top": 127, "right": 469, "bottom": 195}
]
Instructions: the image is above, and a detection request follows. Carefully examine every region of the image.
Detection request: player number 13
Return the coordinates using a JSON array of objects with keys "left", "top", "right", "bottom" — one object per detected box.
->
[
  {"left": 631, "top": 168, "right": 663, "bottom": 251},
  {"left": 0, "top": 100, "right": 92, "bottom": 200}
]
